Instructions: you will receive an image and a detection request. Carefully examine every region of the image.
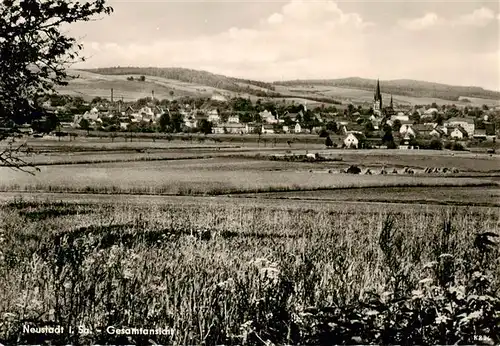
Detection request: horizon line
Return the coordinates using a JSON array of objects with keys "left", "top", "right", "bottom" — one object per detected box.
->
[{"left": 72, "top": 66, "right": 500, "bottom": 93}]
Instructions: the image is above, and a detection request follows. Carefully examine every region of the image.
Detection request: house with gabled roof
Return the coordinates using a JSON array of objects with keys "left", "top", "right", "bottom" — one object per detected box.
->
[
  {"left": 430, "top": 127, "right": 445, "bottom": 138},
  {"left": 412, "top": 124, "right": 441, "bottom": 138},
  {"left": 294, "top": 123, "right": 303, "bottom": 134},
  {"left": 445, "top": 117, "right": 475, "bottom": 136},
  {"left": 399, "top": 121, "right": 416, "bottom": 136},
  {"left": 124, "top": 106, "right": 136, "bottom": 116},
  {"left": 260, "top": 110, "right": 278, "bottom": 124},
  {"left": 450, "top": 126, "right": 468, "bottom": 139},
  {"left": 344, "top": 133, "right": 366, "bottom": 149}
]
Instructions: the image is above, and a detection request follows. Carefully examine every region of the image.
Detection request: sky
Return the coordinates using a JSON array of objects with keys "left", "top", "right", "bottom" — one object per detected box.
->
[{"left": 70, "top": 0, "right": 500, "bottom": 91}]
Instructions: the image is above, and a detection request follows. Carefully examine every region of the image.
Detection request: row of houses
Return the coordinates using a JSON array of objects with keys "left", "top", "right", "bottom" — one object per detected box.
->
[
  {"left": 212, "top": 122, "right": 313, "bottom": 135},
  {"left": 72, "top": 103, "right": 321, "bottom": 132},
  {"left": 398, "top": 117, "right": 495, "bottom": 140}
]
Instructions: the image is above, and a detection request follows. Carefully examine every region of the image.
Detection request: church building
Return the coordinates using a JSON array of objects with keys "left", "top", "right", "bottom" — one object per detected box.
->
[
  {"left": 373, "top": 79, "right": 394, "bottom": 117},
  {"left": 373, "top": 79, "right": 383, "bottom": 117}
]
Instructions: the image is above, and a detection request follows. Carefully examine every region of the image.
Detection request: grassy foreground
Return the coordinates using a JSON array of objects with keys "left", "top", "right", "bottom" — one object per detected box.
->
[{"left": 0, "top": 198, "right": 499, "bottom": 345}]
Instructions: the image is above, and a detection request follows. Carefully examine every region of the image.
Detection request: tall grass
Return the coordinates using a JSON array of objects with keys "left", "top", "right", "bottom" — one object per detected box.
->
[
  {"left": 0, "top": 200, "right": 498, "bottom": 344},
  {"left": 0, "top": 176, "right": 496, "bottom": 197}
]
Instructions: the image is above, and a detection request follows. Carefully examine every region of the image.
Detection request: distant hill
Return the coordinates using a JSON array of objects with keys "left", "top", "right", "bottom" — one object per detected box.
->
[
  {"left": 73, "top": 67, "right": 342, "bottom": 104},
  {"left": 66, "top": 67, "right": 499, "bottom": 106},
  {"left": 80, "top": 67, "right": 277, "bottom": 94},
  {"left": 275, "top": 77, "right": 500, "bottom": 102}
]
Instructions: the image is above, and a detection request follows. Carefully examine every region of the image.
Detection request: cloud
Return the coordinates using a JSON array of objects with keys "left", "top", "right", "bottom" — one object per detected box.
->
[
  {"left": 398, "top": 13, "right": 441, "bottom": 31},
  {"left": 78, "top": 0, "right": 374, "bottom": 80},
  {"left": 452, "top": 7, "right": 496, "bottom": 26},
  {"left": 267, "top": 13, "right": 283, "bottom": 25},
  {"left": 75, "top": 1, "right": 499, "bottom": 90},
  {"left": 399, "top": 7, "right": 498, "bottom": 30}
]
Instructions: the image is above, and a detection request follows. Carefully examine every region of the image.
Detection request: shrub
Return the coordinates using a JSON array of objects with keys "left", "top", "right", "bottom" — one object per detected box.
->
[
  {"left": 429, "top": 139, "right": 443, "bottom": 150},
  {"left": 386, "top": 140, "right": 397, "bottom": 149},
  {"left": 445, "top": 142, "right": 466, "bottom": 151},
  {"left": 325, "top": 136, "right": 333, "bottom": 148}
]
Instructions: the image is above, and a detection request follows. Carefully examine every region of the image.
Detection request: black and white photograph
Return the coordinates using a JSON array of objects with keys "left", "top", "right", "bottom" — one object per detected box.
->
[{"left": 0, "top": 0, "right": 499, "bottom": 344}]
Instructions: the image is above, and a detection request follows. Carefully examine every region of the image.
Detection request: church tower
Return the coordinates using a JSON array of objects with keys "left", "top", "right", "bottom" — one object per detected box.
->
[{"left": 373, "top": 79, "right": 382, "bottom": 116}]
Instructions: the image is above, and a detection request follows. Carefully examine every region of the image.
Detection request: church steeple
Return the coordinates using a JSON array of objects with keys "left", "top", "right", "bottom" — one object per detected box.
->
[
  {"left": 373, "top": 79, "right": 382, "bottom": 116},
  {"left": 374, "top": 79, "right": 381, "bottom": 102}
]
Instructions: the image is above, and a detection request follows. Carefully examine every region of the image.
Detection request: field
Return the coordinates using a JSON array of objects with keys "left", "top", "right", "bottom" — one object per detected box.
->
[
  {"left": 0, "top": 137, "right": 499, "bottom": 344},
  {"left": 1, "top": 198, "right": 499, "bottom": 344}
]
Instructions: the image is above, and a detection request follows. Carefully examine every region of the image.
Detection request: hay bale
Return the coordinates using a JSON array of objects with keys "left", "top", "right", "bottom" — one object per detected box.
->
[
  {"left": 346, "top": 165, "right": 361, "bottom": 174},
  {"left": 365, "top": 169, "right": 372, "bottom": 175},
  {"left": 328, "top": 169, "right": 333, "bottom": 174}
]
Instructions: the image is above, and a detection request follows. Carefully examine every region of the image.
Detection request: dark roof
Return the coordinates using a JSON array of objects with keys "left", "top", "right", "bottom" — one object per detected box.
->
[
  {"left": 413, "top": 124, "right": 435, "bottom": 133},
  {"left": 448, "top": 117, "right": 475, "bottom": 124},
  {"left": 346, "top": 124, "right": 365, "bottom": 132},
  {"left": 452, "top": 126, "right": 468, "bottom": 135}
]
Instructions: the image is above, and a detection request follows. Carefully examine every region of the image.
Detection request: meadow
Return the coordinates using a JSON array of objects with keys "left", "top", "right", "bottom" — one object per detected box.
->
[
  {"left": 0, "top": 139, "right": 499, "bottom": 344},
  {"left": 0, "top": 157, "right": 497, "bottom": 197},
  {"left": 244, "top": 186, "right": 500, "bottom": 207}
]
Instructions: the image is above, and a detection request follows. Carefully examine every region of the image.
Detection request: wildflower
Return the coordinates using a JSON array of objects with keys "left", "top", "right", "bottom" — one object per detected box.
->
[
  {"left": 467, "top": 310, "right": 483, "bottom": 320},
  {"left": 459, "top": 310, "right": 483, "bottom": 324},
  {"left": 435, "top": 313, "right": 449, "bottom": 324},
  {"left": 249, "top": 257, "right": 268, "bottom": 267},
  {"left": 412, "top": 290, "right": 424, "bottom": 299},
  {"left": 381, "top": 291, "right": 393, "bottom": 298},
  {"left": 216, "top": 278, "right": 235, "bottom": 291},
  {"left": 240, "top": 320, "right": 254, "bottom": 332},
  {"left": 123, "top": 268, "right": 134, "bottom": 280},
  {"left": 419, "top": 278, "right": 433, "bottom": 285},
  {"left": 422, "top": 261, "right": 438, "bottom": 269},
  {"left": 260, "top": 267, "right": 280, "bottom": 284},
  {"left": 449, "top": 285, "right": 465, "bottom": 300},
  {"left": 3, "top": 312, "right": 16, "bottom": 320},
  {"left": 151, "top": 283, "right": 168, "bottom": 292}
]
